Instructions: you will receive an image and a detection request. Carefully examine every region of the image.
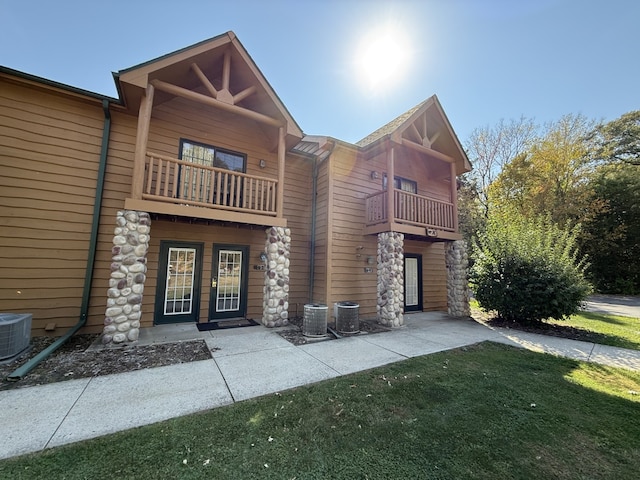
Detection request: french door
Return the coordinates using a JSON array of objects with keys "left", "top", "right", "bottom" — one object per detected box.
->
[
  {"left": 154, "top": 241, "right": 203, "bottom": 324},
  {"left": 209, "top": 245, "right": 249, "bottom": 320},
  {"left": 404, "top": 253, "right": 423, "bottom": 312}
]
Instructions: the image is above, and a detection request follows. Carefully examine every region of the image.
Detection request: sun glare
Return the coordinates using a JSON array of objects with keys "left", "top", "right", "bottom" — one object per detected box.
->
[{"left": 355, "top": 24, "right": 411, "bottom": 92}]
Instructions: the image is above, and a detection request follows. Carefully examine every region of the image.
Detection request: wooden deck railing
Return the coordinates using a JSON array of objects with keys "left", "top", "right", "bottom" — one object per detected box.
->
[
  {"left": 141, "top": 151, "right": 278, "bottom": 216},
  {"left": 365, "top": 189, "right": 456, "bottom": 232}
]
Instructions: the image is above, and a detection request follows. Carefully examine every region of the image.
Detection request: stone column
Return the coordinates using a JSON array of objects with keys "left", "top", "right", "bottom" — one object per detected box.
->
[
  {"left": 262, "top": 227, "right": 291, "bottom": 327},
  {"left": 102, "top": 211, "right": 150, "bottom": 345},
  {"left": 445, "top": 240, "right": 471, "bottom": 317},
  {"left": 377, "top": 232, "right": 404, "bottom": 327}
]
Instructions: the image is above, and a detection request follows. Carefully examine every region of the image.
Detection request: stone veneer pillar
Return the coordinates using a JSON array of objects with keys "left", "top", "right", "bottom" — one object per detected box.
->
[
  {"left": 102, "top": 210, "right": 151, "bottom": 345},
  {"left": 377, "top": 232, "right": 405, "bottom": 327},
  {"left": 262, "top": 226, "right": 291, "bottom": 327},
  {"left": 445, "top": 240, "right": 471, "bottom": 317}
]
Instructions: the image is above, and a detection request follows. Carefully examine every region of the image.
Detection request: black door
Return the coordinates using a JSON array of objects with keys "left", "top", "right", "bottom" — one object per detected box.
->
[
  {"left": 404, "top": 253, "right": 423, "bottom": 312},
  {"left": 209, "top": 245, "right": 249, "bottom": 320},
  {"left": 154, "top": 241, "right": 203, "bottom": 324}
]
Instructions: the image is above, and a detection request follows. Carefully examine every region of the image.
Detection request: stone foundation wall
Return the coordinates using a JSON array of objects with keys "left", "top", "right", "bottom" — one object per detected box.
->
[
  {"left": 377, "top": 232, "right": 404, "bottom": 327},
  {"left": 102, "top": 211, "right": 150, "bottom": 344},
  {"left": 262, "top": 226, "right": 291, "bottom": 327},
  {"left": 445, "top": 240, "right": 471, "bottom": 317}
]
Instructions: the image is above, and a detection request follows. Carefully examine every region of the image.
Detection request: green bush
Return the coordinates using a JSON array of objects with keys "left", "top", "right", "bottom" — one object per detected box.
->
[{"left": 471, "top": 213, "right": 592, "bottom": 323}]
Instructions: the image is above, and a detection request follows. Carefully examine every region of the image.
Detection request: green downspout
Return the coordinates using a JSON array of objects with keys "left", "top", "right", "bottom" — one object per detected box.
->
[{"left": 8, "top": 99, "right": 112, "bottom": 381}]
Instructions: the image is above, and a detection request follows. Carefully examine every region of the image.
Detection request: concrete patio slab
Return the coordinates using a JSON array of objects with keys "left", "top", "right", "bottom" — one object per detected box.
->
[
  {"left": 298, "top": 336, "right": 406, "bottom": 374},
  {"left": 48, "top": 359, "right": 231, "bottom": 448},
  {"left": 214, "top": 346, "right": 339, "bottom": 401},
  {"left": 206, "top": 327, "right": 293, "bottom": 357},
  {"left": 0, "top": 378, "right": 90, "bottom": 460}
]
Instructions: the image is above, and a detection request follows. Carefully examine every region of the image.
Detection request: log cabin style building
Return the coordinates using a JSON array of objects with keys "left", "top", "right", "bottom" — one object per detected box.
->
[{"left": 0, "top": 31, "right": 472, "bottom": 344}]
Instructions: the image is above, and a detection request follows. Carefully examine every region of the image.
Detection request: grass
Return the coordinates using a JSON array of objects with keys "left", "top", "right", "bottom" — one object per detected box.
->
[
  {"left": 549, "top": 312, "right": 640, "bottom": 350},
  {"left": 471, "top": 299, "right": 640, "bottom": 350},
  {"left": 1, "top": 343, "right": 640, "bottom": 479}
]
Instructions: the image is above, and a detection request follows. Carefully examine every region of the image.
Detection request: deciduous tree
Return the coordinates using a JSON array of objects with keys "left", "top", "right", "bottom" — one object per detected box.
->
[
  {"left": 590, "top": 110, "right": 640, "bottom": 165},
  {"left": 463, "top": 117, "right": 537, "bottom": 218}
]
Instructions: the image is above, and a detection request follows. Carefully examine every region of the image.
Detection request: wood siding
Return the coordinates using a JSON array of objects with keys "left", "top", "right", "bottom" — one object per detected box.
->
[
  {"left": 0, "top": 79, "right": 105, "bottom": 334},
  {"left": 405, "top": 239, "right": 448, "bottom": 311},
  {"left": 311, "top": 156, "right": 329, "bottom": 304},
  {"left": 85, "top": 94, "right": 314, "bottom": 332},
  {"left": 0, "top": 77, "right": 315, "bottom": 335},
  {"left": 321, "top": 144, "right": 451, "bottom": 318},
  {"left": 1, "top": 71, "right": 454, "bottom": 337}
]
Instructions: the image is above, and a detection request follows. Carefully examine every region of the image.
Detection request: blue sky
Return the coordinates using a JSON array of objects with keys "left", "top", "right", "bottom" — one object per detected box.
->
[{"left": 1, "top": 0, "right": 638, "bottom": 145}]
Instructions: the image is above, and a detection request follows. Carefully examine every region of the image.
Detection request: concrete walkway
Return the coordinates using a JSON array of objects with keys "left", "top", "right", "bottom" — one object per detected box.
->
[{"left": 1, "top": 312, "right": 639, "bottom": 461}]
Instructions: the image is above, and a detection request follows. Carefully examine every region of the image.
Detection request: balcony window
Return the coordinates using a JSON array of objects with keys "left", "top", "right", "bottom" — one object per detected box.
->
[
  {"left": 383, "top": 174, "right": 417, "bottom": 194},
  {"left": 180, "top": 139, "right": 246, "bottom": 172},
  {"left": 178, "top": 139, "right": 246, "bottom": 203}
]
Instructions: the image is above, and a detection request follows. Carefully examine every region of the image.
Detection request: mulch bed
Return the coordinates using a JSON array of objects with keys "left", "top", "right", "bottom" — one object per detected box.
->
[
  {"left": 471, "top": 308, "right": 604, "bottom": 343},
  {"left": 278, "top": 316, "right": 392, "bottom": 346},
  {"left": 0, "top": 334, "right": 211, "bottom": 391}
]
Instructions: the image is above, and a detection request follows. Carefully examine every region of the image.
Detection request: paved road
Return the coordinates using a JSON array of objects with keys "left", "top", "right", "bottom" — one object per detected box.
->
[{"left": 583, "top": 294, "right": 640, "bottom": 318}]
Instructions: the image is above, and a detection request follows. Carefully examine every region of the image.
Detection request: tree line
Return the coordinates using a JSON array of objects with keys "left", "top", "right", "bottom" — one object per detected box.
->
[{"left": 460, "top": 110, "right": 640, "bottom": 295}]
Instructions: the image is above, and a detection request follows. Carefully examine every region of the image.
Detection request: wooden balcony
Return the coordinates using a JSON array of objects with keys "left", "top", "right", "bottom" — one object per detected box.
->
[
  {"left": 124, "top": 151, "right": 286, "bottom": 227},
  {"left": 364, "top": 189, "right": 460, "bottom": 240}
]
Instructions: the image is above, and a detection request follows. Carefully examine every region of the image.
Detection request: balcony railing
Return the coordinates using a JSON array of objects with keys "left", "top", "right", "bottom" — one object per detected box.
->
[
  {"left": 141, "top": 151, "right": 278, "bottom": 216},
  {"left": 365, "top": 189, "right": 456, "bottom": 232}
]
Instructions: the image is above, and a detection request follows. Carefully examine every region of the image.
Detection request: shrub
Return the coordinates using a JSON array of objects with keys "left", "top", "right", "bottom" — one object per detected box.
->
[{"left": 471, "top": 213, "right": 592, "bottom": 323}]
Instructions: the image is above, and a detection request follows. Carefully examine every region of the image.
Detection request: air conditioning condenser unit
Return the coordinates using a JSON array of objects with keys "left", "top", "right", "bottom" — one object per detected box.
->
[{"left": 0, "top": 313, "right": 32, "bottom": 360}]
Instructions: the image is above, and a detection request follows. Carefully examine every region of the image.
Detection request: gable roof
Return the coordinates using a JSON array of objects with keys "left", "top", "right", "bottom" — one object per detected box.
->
[
  {"left": 356, "top": 99, "right": 430, "bottom": 148},
  {"left": 115, "top": 31, "right": 303, "bottom": 139},
  {"left": 357, "top": 96, "right": 471, "bottom": 174}
]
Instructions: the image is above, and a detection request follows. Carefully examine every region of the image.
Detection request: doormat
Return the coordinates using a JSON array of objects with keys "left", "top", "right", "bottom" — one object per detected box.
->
[{"left": 197, "top": 319, "right": 260, "bottom": 331}]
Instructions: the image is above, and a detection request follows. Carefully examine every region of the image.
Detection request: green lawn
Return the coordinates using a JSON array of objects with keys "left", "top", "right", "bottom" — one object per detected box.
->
[
  {"left": 549, "top": 312, "right": 640, "bottom": 350},
  {"left": 2, "top": 343, "right": 639, "bottom": 479},
  {"left": 471, "top": 299, "right": 640, "bottom": 350}
]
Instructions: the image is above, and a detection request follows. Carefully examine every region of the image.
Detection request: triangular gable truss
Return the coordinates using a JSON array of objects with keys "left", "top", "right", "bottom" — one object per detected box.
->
[
  {"left": 116, "top": 31, "right": 302, "bottom": 140},
  {"left": 359, "top": 96, "right": 471, "bottom": 175}
]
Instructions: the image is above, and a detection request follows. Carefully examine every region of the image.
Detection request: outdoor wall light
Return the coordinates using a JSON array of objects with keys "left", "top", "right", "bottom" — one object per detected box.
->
[
  {"left": 259, "top": 159, "right": 266, "bottom": 168},
  {"left": 259, "top": 252, "right": 268, "bottom": 262},
  {"left": 370, "top": 171, "right": 379, "bottom": 180}
]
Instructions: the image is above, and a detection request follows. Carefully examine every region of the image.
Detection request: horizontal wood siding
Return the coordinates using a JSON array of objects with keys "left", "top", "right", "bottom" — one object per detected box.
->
[
  {"left": 0, "top": 79, "right": 104, "bottom": 334},
  {"left": 282, "top": 155, "right": 313, "bottom": 315},
  {"left": 327, "top": 146, "right": 450, "bottom": 318},
  {"left": 327, "top": 145, "right": 378, "bottom": 318},
  {"left": 405, "top": 239, "right": 448, "bottom": 311},
  {"left": 84, "top": 96, "right": 313, "bottom": 332},
  {"left": 142, "top": 220, "right": 267, "bottom": 327},
  {"left": 312, "top": 158, "right": 329, "bottom": 305},
  {"left": 86, "top": 110, "right": 137, "bottom": 333}
]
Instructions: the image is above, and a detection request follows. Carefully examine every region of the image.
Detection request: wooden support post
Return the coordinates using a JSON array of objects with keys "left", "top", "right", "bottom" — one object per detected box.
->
[
  {"left": 131, "top": 83, "right": 154, "bottom": 200},
  {"left": 276, "top": 126, "right": 285, "bottom": 218},
  {"left": 222, "top": 50, "right": 231, "bottom": 91},
  {"left": 450, "top": 162, "right": 459, "bottom": 232},
  {"left": 387, "top": 146, "right": 395, "bottom": 225}
]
